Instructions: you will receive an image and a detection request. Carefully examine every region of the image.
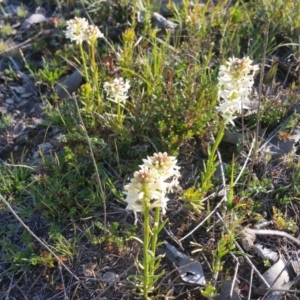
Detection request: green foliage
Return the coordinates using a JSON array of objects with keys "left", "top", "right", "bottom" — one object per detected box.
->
[
  {"left": 202, "top": 282, "right": 218, "bottom": 298},
  {"left": 272, "top": 206, "right": 297, "bottom": 233},
  {"left": 272, "top": 161, "right": 300, "bottom": 206},
  {"left": 0, "top": 221, "right": 55, "bottom": 274},
  {"left": 248, "top": 96, "right": 296, "bottom": 129},
  {"left": 120, "top": 28, "right": 136, "bottom": 70},
  {"left": 212, "top": 232, "right": 236, "bottom": 274},
  {"left": 0, "top": 113, "right": 11, "bottom": 131},
  {"left": 27, "top": 147, "right": 104, "bottom": 220},
  {"left": 48, "top": 224, "right": 78, "bottom": 262},
  {"left": 248, "top": 176, "right": 273, "bottom": 194},
  {"left": 16, "top": 4, "right": 28, "bottom": 18},
  {"left": 0, "top": 39, "right": 6, "bottom": 52},
  {"left": 0, "top": 23, "right": 15, "bottom": 37},
  {"left": 85, "top": 221, "right": 136, "bottom": 250},
  {"left": 3, "top": 65, "right": 19, "bottom": 81},
  {"left": 45, "top": 100, "right": 80, "bottom": 133},
  {"left": 37, "top": 57, "right": 67, "bottom": 89},
  {"left": 264, "top": 259, "right": 271, "bottom": 267},
  {"left": 203, "top": 229, "right": 237, "bottom": 298},
  {"left": 1, "top": 243, "right": 55, "bottom": 273},
  {"left": 182, "top": 186, "right": 205, "bottom": 215},
  {"left": 0, "top": 162, "right": 33, "bottom": 197},
  {"left": 130, "top": 42, "right": 218, "bottom": 151}
]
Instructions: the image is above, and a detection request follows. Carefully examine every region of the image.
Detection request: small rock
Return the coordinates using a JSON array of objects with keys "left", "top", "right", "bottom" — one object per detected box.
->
[
  {"left": 163, "top": 241, "right": 206, "bottom": 286},
  {"left": 47, "top": 138, "right": 60, "bottom": 148},
  {"left": 38, "top": 142, "right": 53, "bottom": 152},
  {"left": 216, "top": 280, "right": 241, "bottom": 300},
  {"left": 32, "top": 151, "right": 40, "bottom": 159},
  {"left": 5, "top": 98, "right": 14, "bottom": 104},
  {"left": 152, "top": 12, "right": 178, "bottom": 29},
  {"left": 241, "top": 228, "right": 256, "bottom": 251},
  {"left": 254, "top": 220, "right": 272, "bottom": 229},
  {"left": 15, "top": 99, "right": 29, "bottom": 109},
  {"left": 12, "top": 86, "right": 26, "bottom": 94},
  {"left": 21, "top": 92, "right": 32, "bottom": 98},
  {"left": 223, "top": 130, "right": 243, "bottom": 144},
  {"left": 256, "top": 258, "right": 291, "bottom": 296},
  {"left": 265, "top": 135, "right": 295, "bottom": 157},
  {"left": 14, "top": 133, "right": 28, "bottom": 144},
  {"left": 51, "top": 127, "right": 64, "bottom": 136},
  {"left": 20, "top": 10, "right": 49, "bottom": 30},
  {"left": 253, "top": 244, "right": 279, "bottom": 263},
  {"left": 55, "top": 70, "right": 82, "bottom": 99},
  {"left": 14, "top": 122, "right": 26, "bottom": 134},
  {"left": 102, "top": 272, "right": 117, "bottom": 282},
  {"left": 14, "top": 96, "right": 23, "bottom": 103},
  {"left": 0, "top": 103, "right": 11, "bottom": 114}
]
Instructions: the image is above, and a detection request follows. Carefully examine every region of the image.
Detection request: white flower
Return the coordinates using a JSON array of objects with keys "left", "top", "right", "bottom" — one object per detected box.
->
[
  {"left": 124, "top": 152, "right": 181, "bottom": 224},
  {"left": 142, "top": 152, "right": 180, "bottom": 188},
  {"left": 65, "top": 17, "right": 88, "bottom": 44},
  {"left": 65, "top": 17, "right": 104, "bottom": 45},
  {"left": 103, "top": 77, "right": 131, "bottom": 104},
  {"left": 217, "top": 57, "right": 259, "bottom": 125},
  {"left": 84, "top": 25, "right": 104, "bottom": 44},
  {"left": 124, "top": 166, "right": 162, "bottom": 223}
]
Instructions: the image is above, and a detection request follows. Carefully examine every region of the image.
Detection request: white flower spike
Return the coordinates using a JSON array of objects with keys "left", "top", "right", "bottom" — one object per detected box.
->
[
  {"left": 84, "top": 25, "right": 104, "bottom": 45},
  {"left": 142, "top": 152, "right": 180, "bottom": 190},
  {"left": 104, "top": 77, "right": 131, "bottom": 104},
  {"left": 65, "top": 17, "right": 88, "bottom": 45},
  {"left": 124, "top": 152, "right": 181, "bottom": 224},
  {"left": 217, "top": 57, "right": 259, "bottom": 125},
  {"left": 65, "top": 17, "right": 103, "bottom": 45}
]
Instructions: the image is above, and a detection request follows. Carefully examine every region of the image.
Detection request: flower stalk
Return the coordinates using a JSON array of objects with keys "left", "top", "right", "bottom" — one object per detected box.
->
[
  {"left": 65, "top": 17, "right": 104, "bottom": 112},
  {"left": 103, "top": 77, "right": 131, "bottom": 127},
  {"left": 143, "top": 204, "right": 150, "bottom": 298},
  {"left": 79, "top": 43, "right": 89, "bottom": 82},
  {"left": 199, "top": 57, "right": 259, "bottom": 208},
  {"left": 124, "top": 152, "right": 180, "bottom": 298}
]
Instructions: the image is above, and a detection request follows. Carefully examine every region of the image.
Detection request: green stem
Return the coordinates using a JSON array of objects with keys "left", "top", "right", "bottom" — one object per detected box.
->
[
  {"left": 117, "top": 97, "right": 122, "bottom": 126},
  {"left": 201, "top": 122, "right": 226, "bottom": 190},
  {"left": 150, "top": 207, "right": 160, "bottom": 275},
  {"left": 210, "top": 122, "right": 226, "bottom": 163},
  {"left": 89, "top": 44, "right": 102, "bottom": 111},
  {"left": 79, "top": 43, "right": 89, "bottom": 82},
  {"left": 143, "top": 205, "right": 150, "bottom": 298}
]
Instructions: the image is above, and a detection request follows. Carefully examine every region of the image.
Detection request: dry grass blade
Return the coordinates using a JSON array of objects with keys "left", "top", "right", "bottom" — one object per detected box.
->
[
  {"left": 246, "top": 19, "right": 269, "bottom": 187},
  {"left": 72, "top": 94, "right": 107, "bottom": 227},
  {"left": 244, "top": 228, "right": 300, "bottom": 247}
]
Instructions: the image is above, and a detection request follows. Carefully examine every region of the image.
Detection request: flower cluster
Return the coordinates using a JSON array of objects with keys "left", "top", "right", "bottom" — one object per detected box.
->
[
  {"left": 216, "top": 57, "right": 259, "bottom": 125},
  {"left": 103, "top": 77, "right": 131, "bottom": 104},
  {"left": 65, "top": 17, "right": 103, "bottom": 45},
  {"left": 124, "top": 152, "right": 180, "bottom": 223}
]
